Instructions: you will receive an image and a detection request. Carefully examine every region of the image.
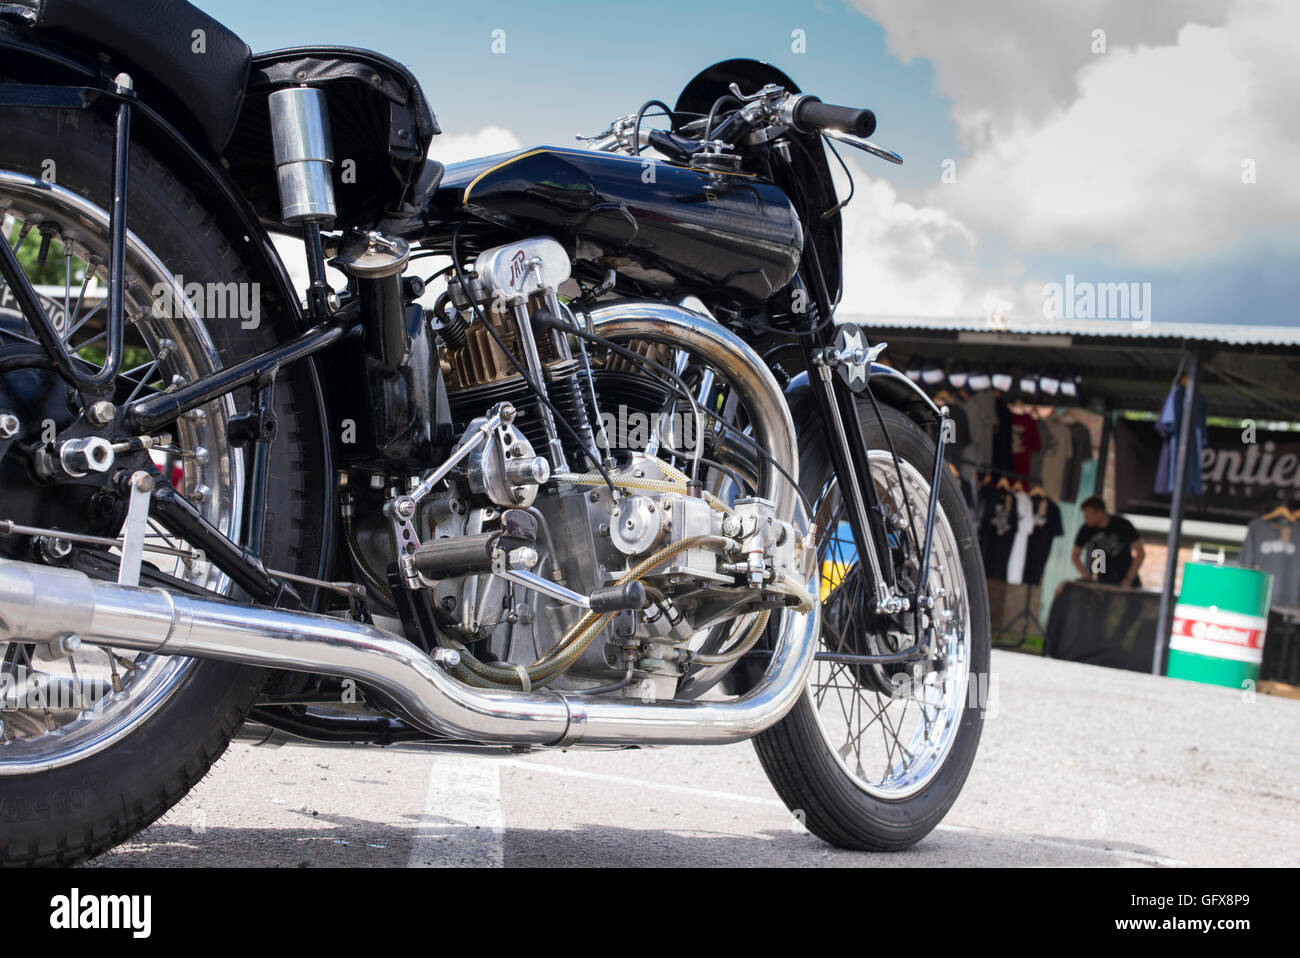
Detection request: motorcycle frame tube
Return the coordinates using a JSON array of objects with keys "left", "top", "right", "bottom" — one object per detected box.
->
[
  {"left": 0, "top": 85, "right": 131, "bottom": 399},
  {"left": 0, "top": 557, "right": 818, "bottom": 747},
  {"left": 0, "top": 68, "right": 337, "bottom": 591}
]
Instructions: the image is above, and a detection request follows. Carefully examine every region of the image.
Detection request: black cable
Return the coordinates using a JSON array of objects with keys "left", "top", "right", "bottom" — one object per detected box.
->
[
  {"left": 735, "top": 279, "right": 838, "bottom": 339},
  {"left": 420, "top": 262, "right": 456, "bottom": 287},
  {"left": 713, "top": 417, "right": 815, "bottom": 520},
  {"left": 633, "top": 100, "right": 675, "bottom": 156},
  {"left": 704, "top": 94, "right": 742, "bottom": 142},
  {"left": 449, "top": 225, "right": 615, "bottom": 491},
  {"left": 698, "top": 456, "right": 749, "bottom": 493},
  {"left": 820, "top": 134, "right": 856, "bottom": 218},
  {"left": 785, "top": 133, "right": 846, "bottom": 308},
  {"left": 541, "top": 310, "right": 704, "bottom": 482}
]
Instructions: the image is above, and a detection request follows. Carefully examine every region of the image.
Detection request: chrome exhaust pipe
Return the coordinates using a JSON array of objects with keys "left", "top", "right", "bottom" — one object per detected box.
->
[
  {"left": 0, "top": 558, "right": 817, "bottom": 747},
  {"left": 586, "top": 301, "right": 799, "bottom": 519}
]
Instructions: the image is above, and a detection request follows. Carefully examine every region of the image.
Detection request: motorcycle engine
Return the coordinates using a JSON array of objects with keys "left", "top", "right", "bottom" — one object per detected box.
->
[{"left": 355, "top": 236, "right": 813, "bottom": 701}]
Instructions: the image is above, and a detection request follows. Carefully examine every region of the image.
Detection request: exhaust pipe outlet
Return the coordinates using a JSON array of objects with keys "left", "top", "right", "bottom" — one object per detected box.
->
[{"left": 0, "top": 558, "right": 817, "bottom": 747}]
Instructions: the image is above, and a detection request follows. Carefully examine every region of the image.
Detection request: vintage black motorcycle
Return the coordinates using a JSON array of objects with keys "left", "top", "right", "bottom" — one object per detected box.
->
[{"left": 0, "top": 0, "right": 988, "bottom": 865}]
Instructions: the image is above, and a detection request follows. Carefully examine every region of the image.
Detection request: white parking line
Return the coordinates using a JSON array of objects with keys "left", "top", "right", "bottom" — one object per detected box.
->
[
  {"left": 496, "top": 756, "right": 1186, "bottom": 866},
  {"left": 408, "top": 753, "right": 505, "bottom": 867},
  {"left": 495, "top": 758, "right": 789, "bottom": 807}
]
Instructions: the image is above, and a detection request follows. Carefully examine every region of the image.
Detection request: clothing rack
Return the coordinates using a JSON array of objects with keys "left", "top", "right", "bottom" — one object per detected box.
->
[{"left": 957, "top": 459, "right": 1044, "bottom": 486}]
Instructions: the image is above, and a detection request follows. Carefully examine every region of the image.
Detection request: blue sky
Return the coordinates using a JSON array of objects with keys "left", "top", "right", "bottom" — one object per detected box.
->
[
  {"left": 207, "top": 0, "right": 954, "bottom": 192},
  {"left": 205, "top": 0, "right": 1297, "bottom": 329}
]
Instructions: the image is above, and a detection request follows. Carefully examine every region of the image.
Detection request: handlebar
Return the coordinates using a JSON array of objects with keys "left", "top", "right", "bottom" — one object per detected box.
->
[
  {"left": 582, "top": 87, "right": 886, "bottom": 163},
  {"left": 789, "top": 96, "right": 876, "bottom": 138}
]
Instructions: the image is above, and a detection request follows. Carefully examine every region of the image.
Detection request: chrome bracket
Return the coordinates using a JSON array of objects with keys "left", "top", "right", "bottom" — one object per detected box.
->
[{"left": 117, "top": 469, "right": 155, "bottom": 586}]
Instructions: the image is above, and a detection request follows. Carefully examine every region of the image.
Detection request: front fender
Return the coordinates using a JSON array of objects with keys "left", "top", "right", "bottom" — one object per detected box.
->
[{"left": 784, "top": 364, "right": 942, "bottom": 437}]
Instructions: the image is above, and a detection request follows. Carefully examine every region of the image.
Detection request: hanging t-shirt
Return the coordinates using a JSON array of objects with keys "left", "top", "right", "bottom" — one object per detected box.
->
[
  {"left": 1035, "top": 419, "right": 1072, "bottom": 501},
  {"left": 980, "top": 486, "right": 1019, "bottom": 581},
  {"left": 1060, "top": 421, "right": 1094, "bottom": 503},
  {"left": 944, "top": 402, "right": 972, "bottom": 470},
  {"left": 1010, "top": 411, "right": 1041, "bottom": 481},
  {"left": 961, "top": 391, "right": 997, "bottom": 471},
  {"left": 992, "top": 399, "right": 1014, "bottom": 473},
  {"left": 1023, "top": 495, "right": 1064, "bottom": 585},
  {"left": 1155, "top": 383, "right": 1208, "bottom": 497},
  {"left": 1005, "top": 489, "right": 1036, "bottom": 584},
  {"left": 1239, "top": 517, "right": 1300, "bottom": 608},
  {"left": 1074, "top": 515, "right": 1142, "bottom": 586}
]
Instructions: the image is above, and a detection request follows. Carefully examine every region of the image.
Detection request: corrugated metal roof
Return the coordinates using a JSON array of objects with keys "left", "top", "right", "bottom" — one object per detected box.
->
[{"left": 842, "top": 315, "right": 1300, "bottom": 347}]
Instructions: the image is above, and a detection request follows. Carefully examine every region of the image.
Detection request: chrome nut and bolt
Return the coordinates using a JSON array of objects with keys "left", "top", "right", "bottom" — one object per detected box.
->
[
  {"left": 59, "top": 436, "right": 115, "bottom": 477},
  {"left": 386, "top": 496, "right": 417, "bottom": 521},
  {"left": 0, "top": 412, "right": 19, "bottom": 439},
  {"left": 36, "top": 536, "right": 73, "bottom": 562},
  {"left": 86, "top": 400, "right": 117, "bottom": 426},
  {"left": 504, "top": 456, "right": 550, "bottom": 486}
]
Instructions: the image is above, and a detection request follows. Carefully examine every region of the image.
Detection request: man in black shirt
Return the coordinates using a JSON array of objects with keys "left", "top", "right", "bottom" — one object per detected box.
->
[{"left": 1071, "top": 496, "right": 1145, "bottom": 587}]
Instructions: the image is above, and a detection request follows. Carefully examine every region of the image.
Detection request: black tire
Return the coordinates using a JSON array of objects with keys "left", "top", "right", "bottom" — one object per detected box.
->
[
  {"left": 0, "top": 105, "right": 326, "bottom": 865},
  {"left": 753, "top": 403, "right": 990, "bottom": 851}
]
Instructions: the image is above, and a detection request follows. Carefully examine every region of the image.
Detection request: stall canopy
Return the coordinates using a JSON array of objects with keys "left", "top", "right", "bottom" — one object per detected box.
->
[
  {"left": 843, "top": 316, "right": 1300, "bottom": 421},
  {"left": 840, "top": 314, "right": 1300, "bottom": 673}
]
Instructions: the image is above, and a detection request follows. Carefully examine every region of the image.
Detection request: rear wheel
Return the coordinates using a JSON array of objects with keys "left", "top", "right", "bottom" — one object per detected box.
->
[
  {"left": 754, "top": 404, "right": 990, "bottom": 850},
  {"left": 0, "top": 105, "right": 325, "bottom": 865}
]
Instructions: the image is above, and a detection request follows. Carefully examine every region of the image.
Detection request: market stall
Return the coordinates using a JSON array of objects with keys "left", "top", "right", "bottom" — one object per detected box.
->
[{"left": 843, "top": 314, "right": 1300, "bottom": 685}]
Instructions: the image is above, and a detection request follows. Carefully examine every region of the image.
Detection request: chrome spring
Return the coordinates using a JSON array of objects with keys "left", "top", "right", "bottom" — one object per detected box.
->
[{"left": 544, "top": 360, "right": 596, "bottom": 464}]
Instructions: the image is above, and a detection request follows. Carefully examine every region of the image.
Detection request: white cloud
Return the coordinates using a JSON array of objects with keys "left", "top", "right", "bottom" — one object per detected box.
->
[
  {"left": 430, "top": 125, "right": 523, "bottom": 164},
  {"left": 855, "top": 0, "right": 1230, "bottom": 144},
  {"left": 855, "top": 0, "right": 1298, "bottom": 263},
  {"left": 834, "top": 158, "right": 1001, "bottom": 317}
]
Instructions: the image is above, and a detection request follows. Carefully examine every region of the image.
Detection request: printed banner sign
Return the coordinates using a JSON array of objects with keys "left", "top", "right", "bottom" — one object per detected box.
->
[{"left": 1114, "top": 419, "right": 1300, "bottom": 525}]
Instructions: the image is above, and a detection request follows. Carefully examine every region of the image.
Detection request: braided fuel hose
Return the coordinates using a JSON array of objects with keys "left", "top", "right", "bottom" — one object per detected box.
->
[
  {"left": 443, "top": 534, "right": 732, "bottom": 690},
  {"left": 552, "top": 467, "right": 732, "bottom": 515}
]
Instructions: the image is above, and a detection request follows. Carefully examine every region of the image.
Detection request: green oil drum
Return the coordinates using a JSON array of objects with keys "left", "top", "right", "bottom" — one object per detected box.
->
[{"left": 1167, "top": 562, "right": 1272, "bottom": 689}]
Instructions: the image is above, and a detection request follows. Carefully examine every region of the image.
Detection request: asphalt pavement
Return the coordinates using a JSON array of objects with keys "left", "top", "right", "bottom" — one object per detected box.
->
[{"left": 87, "top": 649, "right": 1300, "bottom": 867}]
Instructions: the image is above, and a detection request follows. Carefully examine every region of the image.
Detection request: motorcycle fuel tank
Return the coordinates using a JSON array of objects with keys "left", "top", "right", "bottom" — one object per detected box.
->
[{"left": 436, "top": 147, "right": 803, "bottom": 305}]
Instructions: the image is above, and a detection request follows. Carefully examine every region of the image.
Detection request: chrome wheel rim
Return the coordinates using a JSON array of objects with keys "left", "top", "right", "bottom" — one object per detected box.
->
[
  {"left": 0, "top": 171, "right": 243, "bottom": 773},
  {"left": 808, "top": 449, "right": 971, "bottom": 799}
]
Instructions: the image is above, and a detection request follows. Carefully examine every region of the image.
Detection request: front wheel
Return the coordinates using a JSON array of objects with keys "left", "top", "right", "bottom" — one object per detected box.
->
[{"left": 754, "top": 403, "right": 990, "bottom": 850}]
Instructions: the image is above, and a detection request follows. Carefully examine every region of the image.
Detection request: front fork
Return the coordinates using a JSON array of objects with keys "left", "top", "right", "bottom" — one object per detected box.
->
[{"left": 799, "top": 335, "right": 949, "bottom": 623}]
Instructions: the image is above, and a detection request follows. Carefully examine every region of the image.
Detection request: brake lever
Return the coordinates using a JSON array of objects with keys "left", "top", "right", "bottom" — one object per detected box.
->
[{"left": 820, "top": 129, "right": 904, "bottom": 165}]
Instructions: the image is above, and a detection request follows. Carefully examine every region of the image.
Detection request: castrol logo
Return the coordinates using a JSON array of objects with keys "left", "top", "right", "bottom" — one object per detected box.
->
[{"left": 1176, "top": 618, "right": 1257, "bottom": 649}]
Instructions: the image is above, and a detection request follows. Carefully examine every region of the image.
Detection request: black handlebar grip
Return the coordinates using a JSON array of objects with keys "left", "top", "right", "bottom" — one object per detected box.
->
[
  {"left": 792, "top": 97, "right": 876, "bottom": 138},
  {"left": 588, "top": 581, "right": 647, "bottom": 613}
]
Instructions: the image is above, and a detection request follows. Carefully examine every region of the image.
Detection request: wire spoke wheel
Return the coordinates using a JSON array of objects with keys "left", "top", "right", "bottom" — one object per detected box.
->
[
  {"left": 809, "top": 449, "right": 971, "bottom": 799},
  {"left": 753, "top": 403, "right": 988, "bottom": 850},
  {"left": 0, "top": 173, "right": 242, "bottom": 773}
]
